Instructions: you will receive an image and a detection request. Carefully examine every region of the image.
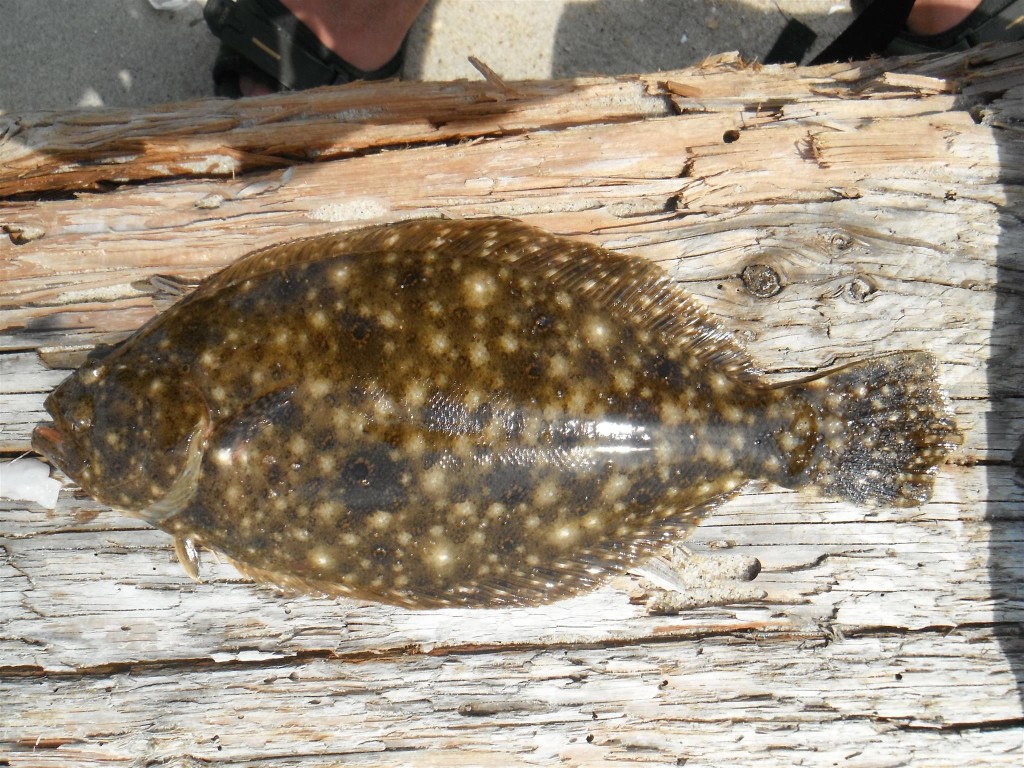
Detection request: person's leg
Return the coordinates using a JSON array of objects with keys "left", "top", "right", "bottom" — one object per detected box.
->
[
  {"left": 280, "top": 0, "right": 428, "bottom": 72},
  {"left": 232, "top": 0, "right": 428, "bottom": 96},
  {"left": 815, "top": 0, "right": 1018, "bottom": 63},
  {"left": 896, "top": 0, "right": 1023, "bottom": 54},
  {"left": 906, "top": 0, "right": 982, "bottom": 34}
]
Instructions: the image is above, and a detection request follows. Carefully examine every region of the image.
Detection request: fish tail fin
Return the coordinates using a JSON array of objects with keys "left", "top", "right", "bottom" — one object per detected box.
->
[{"left": 769, "top": 352, "right": 960, "bottom": 507}]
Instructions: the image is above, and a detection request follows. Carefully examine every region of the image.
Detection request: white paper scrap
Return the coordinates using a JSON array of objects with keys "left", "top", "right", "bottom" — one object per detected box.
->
[{"left": 0, "top": 458, "right": 64, "bottom": 510}]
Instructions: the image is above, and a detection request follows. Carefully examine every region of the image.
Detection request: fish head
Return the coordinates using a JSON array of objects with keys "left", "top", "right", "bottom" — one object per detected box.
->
[{"left": 32, "top": 350, "right": 208, "bottom": 517}]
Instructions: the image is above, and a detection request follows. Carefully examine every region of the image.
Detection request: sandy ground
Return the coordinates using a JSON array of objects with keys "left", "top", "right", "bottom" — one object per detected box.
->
[{"left": 0, "top": 0, "right": 854, "bottom": 113}]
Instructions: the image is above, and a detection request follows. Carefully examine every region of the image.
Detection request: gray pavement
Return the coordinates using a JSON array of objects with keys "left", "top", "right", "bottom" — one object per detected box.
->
[{"left": 0, "top": 1, "right": 854, "bottom": 114}]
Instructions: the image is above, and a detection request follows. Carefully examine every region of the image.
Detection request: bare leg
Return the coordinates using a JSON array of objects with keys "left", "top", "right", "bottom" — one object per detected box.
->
[
  {"left": 239, "top": 0, "right": 428, "bottom": 96},
  {"left": 907, "top": 0, "right": 982, "bottom": 35},
  {"left": 280, "top": 0, "right": 428, "bottom": 71}
]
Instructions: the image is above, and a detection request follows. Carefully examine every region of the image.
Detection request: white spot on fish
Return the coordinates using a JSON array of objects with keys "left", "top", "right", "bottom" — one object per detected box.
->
[
  {"left": 585, "top": 317, "right": 611, "bottom": 345},
  {"left": 602, "top": 474, "right": 630, "bottom": 501},
  {"left": 405, "top": 382, "right": 428, "bottom": 407},
  {"left": 533, "top": 480, "right": 559, "bottom": 506},
  {"left": 421, "top": 465, "right": 447, "bottom": 496},
  {"left": 429, "top": 545, "right": 454, "bottom": 570},
  {"left": 550, "top": 524, "right": 579, "bottom": 545},
  {"left": 315, "top": 502, "right": 339, "bottom": 522},
  {"left": 463, "top": 272, "right": 498, "bottom": 308},
  {"left": 405, "top": 433, "right": 427, "bottom": 456},
  {"left": 548, "top": 354, "right": 569, "bottom": 378},
  {"left": 721, "top": 404, "right": 744, "bottom": 424},
  {"left": 451, "top": 501, "right": 476, "bottom": 518},
  {"left": 468, "top": 341, "right": 489, "bottom": 367},
  {"left": 428, "top": 332, "right": 450, "bottom": 356},
  {"left": 659, "top": 401, "right": 683, "bottom": 426},
  {"left": 498, "top": 334, "right": 519, "bottom": 354},
  {"left": 309, "top": 548, "right": 333, "bottom": 569},
  {"left": 709, "top": 373, "right": 731, "bottom": 393}
]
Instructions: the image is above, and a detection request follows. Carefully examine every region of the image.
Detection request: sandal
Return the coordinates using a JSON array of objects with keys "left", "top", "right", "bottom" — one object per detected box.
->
[
  {"left": 204, "top": 0, "right": 406, "bottom": 97},
  {"left": 887, "top": 0, "right": 1024, "bottom": 55},
  {"left": 774, "top": 0, "right": 1022, "bottom": 66}
]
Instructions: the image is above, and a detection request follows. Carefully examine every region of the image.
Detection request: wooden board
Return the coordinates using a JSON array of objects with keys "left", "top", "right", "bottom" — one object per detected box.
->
[{"left": 1, "top": 45, "right": 1022, "bottom": 766}]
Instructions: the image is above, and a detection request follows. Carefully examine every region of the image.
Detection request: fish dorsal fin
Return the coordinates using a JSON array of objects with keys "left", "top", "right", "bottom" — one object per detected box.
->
[
  {"left": 187, "top": 218, "right": 756, "bottom": 379},
  {"left": 377, "top": 218, "right": 759, "bottom": 381},
  {"left": 184, "top": 218, "right": 478, "bottom": 302},
  {"left": 180, "top": 231, "right": 372, "bottom": 304}
]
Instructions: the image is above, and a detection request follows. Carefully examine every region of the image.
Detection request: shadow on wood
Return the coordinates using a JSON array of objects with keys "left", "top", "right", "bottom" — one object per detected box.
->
[{"left": 990, "top": 98, "right": 1024, "bottom": 705}]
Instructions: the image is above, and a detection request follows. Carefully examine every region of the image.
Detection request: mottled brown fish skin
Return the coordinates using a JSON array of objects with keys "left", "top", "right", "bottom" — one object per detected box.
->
[{"left": 33, "top": 218, "right": 960, "bottom": 608}]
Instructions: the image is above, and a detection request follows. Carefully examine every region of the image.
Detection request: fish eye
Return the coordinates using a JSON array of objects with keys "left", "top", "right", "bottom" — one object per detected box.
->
[
  {"left": 68, "top": 396, "right": 94, "bottom": 432},
  {"left": 79, "top": 365, "right": 105, "bottom": 385},
  {"left": 69, "top": 411, "right": 93, "bottom": 433}
]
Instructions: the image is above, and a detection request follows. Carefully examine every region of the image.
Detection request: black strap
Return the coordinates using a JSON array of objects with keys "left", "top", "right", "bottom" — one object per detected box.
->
[
  {"left": 810, "top": 0, "right": 917, "bottom": 64},
  {"left": 764, "top": 18, "right": 818, "bottom": 65}
]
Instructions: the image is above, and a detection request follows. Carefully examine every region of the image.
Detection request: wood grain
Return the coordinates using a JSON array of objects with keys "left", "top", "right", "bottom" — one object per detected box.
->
[{"left": 2, "top": 44, "right": 1022, "bottom": 767}]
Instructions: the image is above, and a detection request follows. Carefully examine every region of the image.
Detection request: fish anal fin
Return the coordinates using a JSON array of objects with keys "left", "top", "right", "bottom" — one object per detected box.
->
[
  {"left": 222, "top": 556, "right": 421, "bottom": 606},
  {"left": 221, "top": 491, "right": 737, "bottom": 609}
]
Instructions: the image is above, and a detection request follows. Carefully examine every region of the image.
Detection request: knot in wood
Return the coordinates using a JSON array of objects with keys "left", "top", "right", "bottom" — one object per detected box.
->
[
  {"left": 845, "top": 276, "right": 877, "bottom": 303},
  {"left": 3, "top": 222, "right": 46, "bottom": 245},
  {"left": 741, "top": 263, "right": 782, "bottom": 298},
  {"left": 829, "top": 231, "right": 854, "bottom": 251}
]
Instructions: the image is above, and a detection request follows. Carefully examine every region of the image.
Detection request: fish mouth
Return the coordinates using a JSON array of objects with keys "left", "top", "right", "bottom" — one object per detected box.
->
[{"left": 32, "top": 423, "right": 68, "bottom": 470}]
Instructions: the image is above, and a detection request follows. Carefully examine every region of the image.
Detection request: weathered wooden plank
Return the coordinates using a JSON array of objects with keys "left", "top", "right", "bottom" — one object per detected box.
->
[
  {"left": 5, "top": 48, "right": 1013, "bottom": 200},
  {"left": 2, "top": 112, "right": 1016, "bottom": 341},
  {"left": 1, "top": 467, "right": 1018, "bottom": 673},
  {"left": 1, "top": 43, "right": 1022, "bottom": 768},
  {"left": 1, "top": 630, "right": 1019, "bottom": 767}
]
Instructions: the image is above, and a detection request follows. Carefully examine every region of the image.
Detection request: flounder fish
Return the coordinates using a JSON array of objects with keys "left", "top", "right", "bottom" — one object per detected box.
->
[{"left": 33, "top": 218, "right": 959, "bottom": 608}]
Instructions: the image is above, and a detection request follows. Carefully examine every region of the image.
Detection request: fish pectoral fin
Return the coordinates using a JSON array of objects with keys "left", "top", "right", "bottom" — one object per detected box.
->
[
  {"left": 174, "top": 536, "right": 202, "bottom": 582},
  {"left": 136, "top": 420, "right": 207, "bottom": 525}
]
